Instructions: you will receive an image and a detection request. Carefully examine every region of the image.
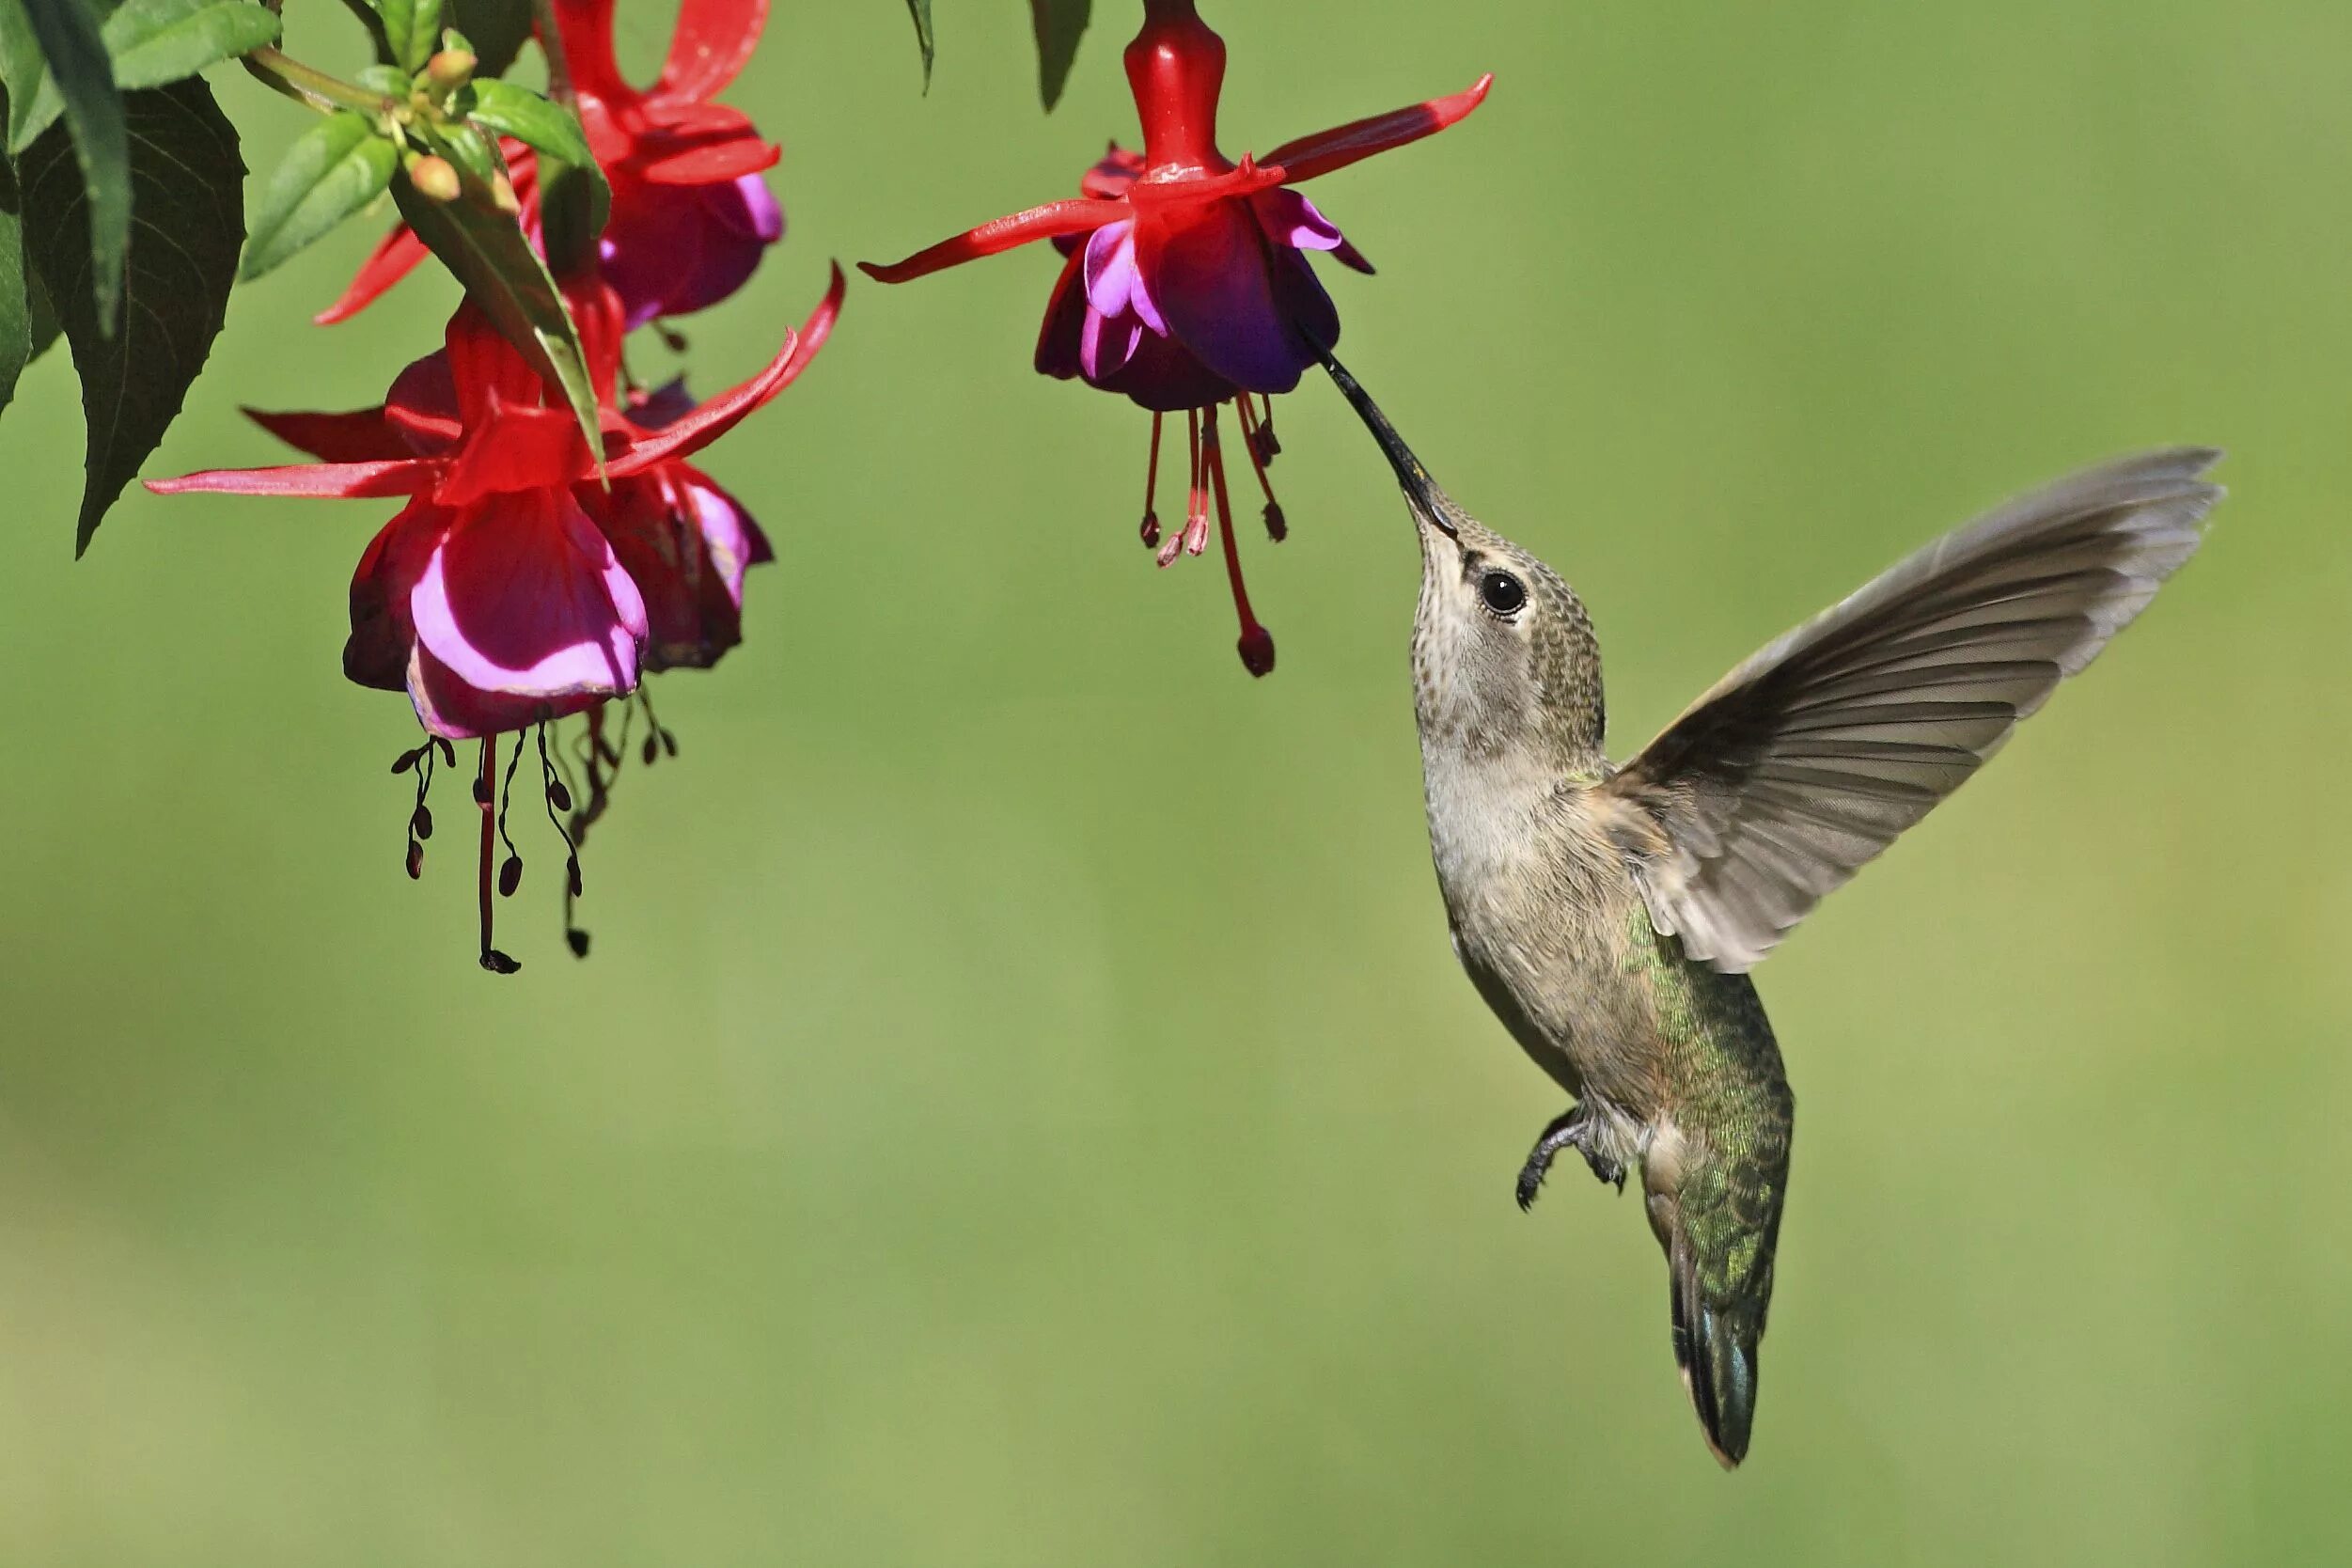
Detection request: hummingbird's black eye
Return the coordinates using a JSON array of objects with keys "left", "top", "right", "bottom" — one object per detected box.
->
[{"left": 1480, "top": 570, "right": 1527, "bottom": 617}]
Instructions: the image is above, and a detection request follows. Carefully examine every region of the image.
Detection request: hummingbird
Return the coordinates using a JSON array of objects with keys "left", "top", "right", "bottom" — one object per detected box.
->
[{"left": 1321, "top": 353, "right": 2221, "bottom": 1467}]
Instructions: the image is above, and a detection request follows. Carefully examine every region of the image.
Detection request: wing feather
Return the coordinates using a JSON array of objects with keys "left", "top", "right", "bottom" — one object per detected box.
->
[{"left": 1605, "top": 448, "right": 2222, "bottom": 973}]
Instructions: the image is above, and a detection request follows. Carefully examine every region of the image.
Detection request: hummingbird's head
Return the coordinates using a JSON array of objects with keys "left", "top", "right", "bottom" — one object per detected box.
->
[{"left": 1320, "top": 354, "right": 1607, "bottom": 764}]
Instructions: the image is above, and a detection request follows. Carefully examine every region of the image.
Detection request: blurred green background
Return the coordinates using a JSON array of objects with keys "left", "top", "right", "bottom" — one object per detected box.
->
[{"left": 3, "top": 1, "right": 2345, "bottom": 1562}]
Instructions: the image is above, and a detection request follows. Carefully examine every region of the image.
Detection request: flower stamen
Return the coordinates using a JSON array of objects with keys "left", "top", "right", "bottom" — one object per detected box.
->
[
  {"left": 1139, "top": 413, "right": 1164, "bottom": 548},
  {"left": 477, "top": 736, "right": 521, "bottom": 974},
  {"left": 1202, "top": 404, "right": 1275, "bottom": 677},
  {"left": 1233, "top": 396, "right": 1287, "bottom": 541}
]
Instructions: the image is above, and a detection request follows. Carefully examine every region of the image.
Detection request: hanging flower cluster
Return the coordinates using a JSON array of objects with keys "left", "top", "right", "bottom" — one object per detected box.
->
[
  {"left": 863, "top": 0, "right": 1488, "bottom": 675},
  {"left": 149, "top": 0, "right": 832, "bottom": 971}
]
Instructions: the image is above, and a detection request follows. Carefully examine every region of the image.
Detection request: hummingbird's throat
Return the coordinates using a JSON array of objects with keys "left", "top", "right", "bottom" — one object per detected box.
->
[{"left": 1136, "top": 397, "right": 1289, "bottom": 677}]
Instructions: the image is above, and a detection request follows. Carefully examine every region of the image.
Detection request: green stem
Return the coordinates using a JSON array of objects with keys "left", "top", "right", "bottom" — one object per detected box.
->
[
  {"left": 243, "top": 46, "right": 397, "bottom": 116},
  {"left": 531, "top": 0, "right": 575, "bottom": 106}
]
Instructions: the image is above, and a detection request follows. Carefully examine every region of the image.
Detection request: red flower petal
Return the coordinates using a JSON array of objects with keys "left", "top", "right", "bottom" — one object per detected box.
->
[
  {"left": 860, "top": 200, "right": 1126, "bottom": 285},
  {"left": 609, "top": 261, "right": 844, "bottom": 476},
  {"left": 243, "top": 406, "right": 406, "bottom": 463},
  {"left": 314, "top": 224, "right": 430, "bottom": 326},
  {"left": 635, "top": 131, "right": 781, "bottom": 187},
  {"left": 145, "top": 460, "right": 436, "bottom": 499},
  {"left": 435, "top": 403, "right": 596, "bottom": 505},
  {"left": 1260, "top": 73, "right": 1493, "bottom": 185},
  {"left": 657, "top": 0, "right": 769, "bottom": 102}
]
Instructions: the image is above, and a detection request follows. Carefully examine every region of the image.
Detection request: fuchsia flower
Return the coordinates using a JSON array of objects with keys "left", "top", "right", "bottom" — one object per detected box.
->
[
  {"left": 150, "top": 267, "right": 842, "bottom": 969},
  {"left": 321, "top": 0, "right": 785, "bottom": 329},
  {"left": 862, "top": 0, "right": 1488, "bottom": 675}
]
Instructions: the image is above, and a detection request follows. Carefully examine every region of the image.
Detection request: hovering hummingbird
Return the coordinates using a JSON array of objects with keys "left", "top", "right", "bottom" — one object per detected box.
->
[{"left": 1322, "top": 354, "right": 2221, "bottom": 1467}]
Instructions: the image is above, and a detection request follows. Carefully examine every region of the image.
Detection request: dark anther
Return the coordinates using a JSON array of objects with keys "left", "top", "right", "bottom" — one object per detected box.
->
[
  {"left": 472, "top": 773, "right": 492, "bottom": 806},
  {"left": 498, "top": 855, "right": 523, "bottom": 898},
  {"left": 1140, "top": 510, "right": 1162, "bottom": 549},
  {"left": 641, "top": 734, "right": 658, "bottom": 766},
  {"left": 659, "top": 729, "right": 678, "bottom": 759},
  {"left": 433, "top": 737, "right": 457, "bottom": 767},
  {"left": 479, "top": 948, "right": 522, "bottom": 975},
  {"left": 547, "top": 777, "right": 573, "bottom": 813},
  {"left": 405, "top": 840, "right": 425, "bottom": 880},
  {"left": 567, "top": 855, "right": 584, "bottom": 899},
  {"left": 411, "top": 805, "right": 433, "bottom": 840},
  {"left": 1238, "top": 624, "right": 1276, "bottom": 678},
  {"left": 390, "top": 746, "right": 420, "bottom": 775},
  {"left": 1262, "top": 502, "right": 1288, "bottom": 542},
  {"left": 566, "top": 929, "right": 591, "bottom": 959}
]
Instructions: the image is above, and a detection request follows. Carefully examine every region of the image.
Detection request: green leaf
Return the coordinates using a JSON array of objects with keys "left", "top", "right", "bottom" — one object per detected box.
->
[
  {"left": 19, "top": 75, "right": 243, "bottom": 554},
  {"left": 463, "top": 76, "right": 605, "bottom": 270},
  {"left": 104, "top": 0, "right": 277, "bottom": 87},
  {"left": 0, "top": 151, "right": 31, "bottom": 414},
  {"left": 13, "top": 0, "right": 130, "bottom": 334},
  {"left": 242, "top": 108, "right": 395, "bottom": 280},
  {"left": 443, "top": 0, "right": 525, "bottom": 76},
  {"left": 1027, "top": 0, "right": 1089, "bottom": 110},
  {"left": 0, "top": 4, "right": 41, "bottom": 128},
  {"left": 370, "top": 0, "right": 441, "bottom": 73},
  {"left": 391, "top": 129, "right": 602, "bottom": 480},
  {"left": 902, "top": 0, "right": 931, "bottom": 89},
  {"left": 12, "top": 1, "right": 282, "bottom": 149}
]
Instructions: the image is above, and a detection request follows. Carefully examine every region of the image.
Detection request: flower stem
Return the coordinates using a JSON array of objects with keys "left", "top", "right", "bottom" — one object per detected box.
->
[
  {"left": 532, "top": 0, "right": 577, "bottom": 106},
  {"left": 242, "top": 46, "right": 398, "bottom": 116}
]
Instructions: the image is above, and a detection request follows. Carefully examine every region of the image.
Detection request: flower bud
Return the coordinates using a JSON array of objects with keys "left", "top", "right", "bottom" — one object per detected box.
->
[
  {"left": 425, "top": 48, "right": 477, "bottom": 93},
  {"left": 408, "top": 154, "right": 462, "bottom": 203},
  {"left": 489, "top": 172, "right": 521, "bottom": 214}
]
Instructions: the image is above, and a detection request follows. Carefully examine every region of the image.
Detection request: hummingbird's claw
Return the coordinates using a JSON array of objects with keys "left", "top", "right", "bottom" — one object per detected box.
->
[{"left": 1516, "top": 1105, "right": 1626, "bottom": 1210}]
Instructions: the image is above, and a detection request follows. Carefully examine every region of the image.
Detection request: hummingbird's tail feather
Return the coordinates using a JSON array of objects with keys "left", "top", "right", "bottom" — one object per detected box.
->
[
  {"left": 1649, "top": 1098, "right": 1790, "bottom": 1469},
  {"left": 1667, "top": 1232, "right": 1768, "bottom": 1469}
]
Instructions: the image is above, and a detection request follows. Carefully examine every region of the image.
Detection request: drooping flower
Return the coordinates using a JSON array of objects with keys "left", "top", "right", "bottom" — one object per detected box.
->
[
  {"left": 151, "top": 266, "right": 842, "bottom": 969},
  {"left": 321, "top": 0, "right": 786, "bottom": 329},
  {"left": 861, "top": 0, "right": 1487, "bottom": 675}
]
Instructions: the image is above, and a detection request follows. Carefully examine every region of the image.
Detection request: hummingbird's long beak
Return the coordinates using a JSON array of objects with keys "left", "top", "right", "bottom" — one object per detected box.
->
[{"left": 1319, "top": 353, "right": 1461, "bottom": 539}]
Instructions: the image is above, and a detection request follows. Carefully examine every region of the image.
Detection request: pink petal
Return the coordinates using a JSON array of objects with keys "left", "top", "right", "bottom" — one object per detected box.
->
[
  {"left": 608, "top": 262, "right": 844, "bottom": 476},
  {"left": 409, "top": 491, "right": 647, "bottom": 711},
  {"left": 1261, "top": 73, "right": 1494, "bottom": 185},
  {"left": 243, "top": 406, "right": 405, "bottom": 463},
  {"left": 315, "top": 224, "right": 430, "bottom": 326},
  {"left": 145, "top": 460, "right": 436, "bottom": 499},
  {"left": 860, "top": 200, "right": 1126, "bottom": 285},
  {"left": 657, "top": 0, "right": 769, "bottom": 101}
]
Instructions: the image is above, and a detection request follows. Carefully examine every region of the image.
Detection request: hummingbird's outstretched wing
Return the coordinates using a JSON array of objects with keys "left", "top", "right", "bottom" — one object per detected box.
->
[{"left": 1603, "top": 448, "right": 2222, "bottom": 974}]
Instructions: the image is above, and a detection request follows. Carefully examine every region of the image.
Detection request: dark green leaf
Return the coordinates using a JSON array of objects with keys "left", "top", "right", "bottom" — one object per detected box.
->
[
  {"left": 0, "top": 152, "right": 31, "bottom": 414},
  {"left": 14, "top": 0, "right": 130, "bottom": 333},
  {"left": 390, "top": 131, "right": 601, "bottom": 478},
  {"left": 1027, "top": 0, "right": 1089, "bottom": 110},
  {"left": 443, "top": 0, "right": 525, "bottom": 76},
  {"left": 24, "top": 253, "right": 56, "bottom": 354},
  {"left": 902, "top": 0, "right": 931, "bottom": 89},
  {"left": 464, "top": 75, "right": 605, "bottom": 269},
  {"left": 20, "top": 75, "right": 243, "bottom": 554},
  {"left": 12, "top": 1, "right": 282, "bottom": 148},
  {"left": 370, "top": 0, "right": 441, "bottom": 73},
  {"left": 242, "top": 108, "right": 395, "bottom": 280},
  {"left": 345, "top": 0, "right": 525, "bottom": 78}
]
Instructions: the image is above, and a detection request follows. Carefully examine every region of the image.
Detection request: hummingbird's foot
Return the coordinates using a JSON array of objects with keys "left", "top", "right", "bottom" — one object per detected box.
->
[{"left": 1515, "top": 1107, "right": 1626, "bottom": 1211}]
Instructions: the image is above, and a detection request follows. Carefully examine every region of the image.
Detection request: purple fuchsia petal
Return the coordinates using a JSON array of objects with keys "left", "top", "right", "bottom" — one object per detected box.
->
[
  {"left": 682, "top": 469, "right": 763, "bottom": 600},
  {"left": 1141, "top": 200, "right": 1318, "bottom": 394},
  {"left": 1097, "top": 317, "right": 1240, "bottom": 413},
  {"left": 585, "top": 473, "right": 744, "bottom": 672},
  {"left": 1251, "top": 188, "right": 1374, "bottom": 274},
  {"left": 1266, "top": 244, "right": 1341, "bottom": 362},
  {"left": 604, "top": 173, "right": 783, "bottom": 326},
  {"left": 1082, "top": 220, "right": 1164, "bottom": 333},
  {"left": 408, "top": 490, "right": 648, "bottom": 713},
  {"left": 1035, "top": 246, "right": 1090, "bottom": 380},
  {"left": 345, "top": 498, "right": 450, "bottom": 691}
]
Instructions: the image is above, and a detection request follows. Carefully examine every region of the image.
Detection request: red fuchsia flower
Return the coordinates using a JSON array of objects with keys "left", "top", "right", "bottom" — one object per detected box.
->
[
  {"left": 150, "top": 266, "right": 843, "bottom": 970},
  {"left": 321, "top": 0, "right": 786, "bottom": 330},
  {"left": 861, "top": 0, "right": 1488, "bottom": 676}
]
